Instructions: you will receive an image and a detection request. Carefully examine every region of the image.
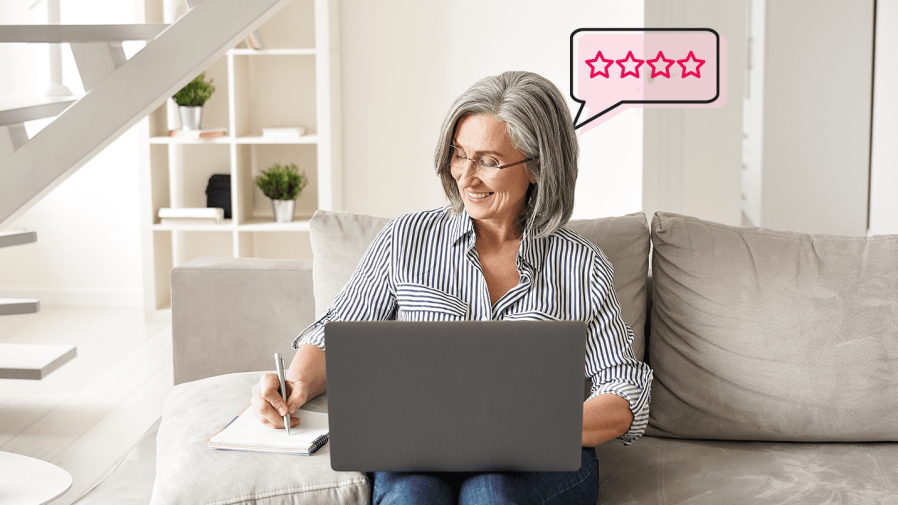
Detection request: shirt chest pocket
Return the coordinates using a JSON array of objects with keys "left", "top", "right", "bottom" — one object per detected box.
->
[
  {"left": 395, "top": 282, "right": 468, "bottom": 321},
  {"left": 502, "top": 310, "right": 561, "bottom": 321}
]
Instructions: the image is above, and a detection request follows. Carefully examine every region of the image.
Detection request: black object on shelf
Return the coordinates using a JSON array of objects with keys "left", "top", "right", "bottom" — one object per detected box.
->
[{"left": 206, "top": 174, "right": 232, "bottom": 219}]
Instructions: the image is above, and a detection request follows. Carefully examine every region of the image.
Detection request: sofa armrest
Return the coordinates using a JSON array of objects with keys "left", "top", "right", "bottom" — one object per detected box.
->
[{"left": 171, "top": 257, "right": 316, "bottom": 385}]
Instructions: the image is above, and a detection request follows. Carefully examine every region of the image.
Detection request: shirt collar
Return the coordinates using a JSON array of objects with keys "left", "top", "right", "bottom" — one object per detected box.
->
[
  {"left": 517, "top": 223, "right": 546, "bottom": 274},
  {"left": 447, "top": 207, "right": 547, "bottom": 274},
  {"left": 447, "top": 207, "right": 475, "bottom": 246}
]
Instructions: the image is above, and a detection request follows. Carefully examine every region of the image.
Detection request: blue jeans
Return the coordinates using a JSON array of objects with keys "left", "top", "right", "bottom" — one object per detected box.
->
[{"left": 369, "top": 448, "right": 599, "bottom": 505}]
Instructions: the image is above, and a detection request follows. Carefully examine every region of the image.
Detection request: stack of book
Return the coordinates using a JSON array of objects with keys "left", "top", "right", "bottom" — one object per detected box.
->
[
  {"left": 158, "top": 207, "right": 224, "bottom": 226},
  {"left": 261, "top": 127, "right": 307, "bottom": 139}
]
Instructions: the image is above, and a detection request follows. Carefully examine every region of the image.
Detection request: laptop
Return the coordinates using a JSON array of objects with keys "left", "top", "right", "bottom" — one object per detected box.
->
[{"left": 324, "top": 320, "right": 587, "bottom": 472}]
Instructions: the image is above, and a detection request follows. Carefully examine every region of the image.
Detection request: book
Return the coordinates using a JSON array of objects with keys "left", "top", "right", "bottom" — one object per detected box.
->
[
  {"left": 160, "top": 218, "right": 221, "bottom": 226},
  {"left": 168, "top": 128, "right": 227, "bottom": 139},
  {"left": 207, "top": 405, "right": 329, "bottom": 455},
  {"left": 158, "top": 207, "right": 224, "bottom": 222},
  {"left": 246, "top": 29, "right": 265, "bottom": 50},
  {"left": 262, "top": 127, "right": 307, "bottom": 138}
]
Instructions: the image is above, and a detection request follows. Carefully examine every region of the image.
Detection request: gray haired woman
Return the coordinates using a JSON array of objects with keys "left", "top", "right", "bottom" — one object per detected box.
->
[{"left": 252, "top": 71, "right": 653, "bottom": 504}]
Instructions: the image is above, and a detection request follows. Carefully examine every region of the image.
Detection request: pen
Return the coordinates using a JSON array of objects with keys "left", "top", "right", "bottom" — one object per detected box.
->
[{"left": 274, "top": 352, "right": 291, "bottom": 436}]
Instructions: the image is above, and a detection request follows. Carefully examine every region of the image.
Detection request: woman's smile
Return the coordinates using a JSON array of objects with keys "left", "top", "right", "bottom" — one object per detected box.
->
[{"left": 465, "top": 189, "right": 494, "bottom": 201}]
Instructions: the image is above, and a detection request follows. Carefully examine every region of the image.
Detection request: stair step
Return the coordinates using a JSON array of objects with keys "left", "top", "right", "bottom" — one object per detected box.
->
[
  {"left": 0, "top": 298, "right": 40, "bottom": 316},
  {"left": 0, "top": 24, "right": 169, "bottom": 43},
  {"left": 0, "top": 230, "right": 37, "bottom": 248},
  {"left": 0, "top": 94, "right": 78, "bottom": 127},
  {"left": 0, "top": 343, "right": 76, "bottom": 380}
]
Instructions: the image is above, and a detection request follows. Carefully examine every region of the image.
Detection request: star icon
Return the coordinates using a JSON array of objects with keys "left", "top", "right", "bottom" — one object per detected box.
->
[
  {"left": 585, "top": 50, "right": 614, "bottom": 78},
  {"left": 646, "top": 50, "right": 675, "bottom": 78},
  {"left": 616, "top": 51, "right": 644, "bottom": 78},
  {"left": 677, "top": 50, "right": 705, "bottom": 78}
]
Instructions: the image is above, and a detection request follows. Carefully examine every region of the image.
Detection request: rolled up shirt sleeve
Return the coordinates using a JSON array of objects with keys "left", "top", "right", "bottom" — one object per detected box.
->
[
  {"left": 584, "top": 252, "right": 653, "bottom": 446},
  {"left": 292, "top": 220, "right": 397, "bottom": 352}
]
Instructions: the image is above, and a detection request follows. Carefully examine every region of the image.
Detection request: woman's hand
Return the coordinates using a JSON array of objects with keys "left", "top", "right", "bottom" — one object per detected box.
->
[
  {"left": 251, "top": 344, "right": 327, "bottom": 429},
  {"left": 251, "top": 373, "right": 308, "bottom": 429}
]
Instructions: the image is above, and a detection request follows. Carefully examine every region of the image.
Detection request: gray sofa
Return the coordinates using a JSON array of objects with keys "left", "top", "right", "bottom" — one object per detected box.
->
[{"left": 77, "top": 210, "right": 898, "bottom": 504}]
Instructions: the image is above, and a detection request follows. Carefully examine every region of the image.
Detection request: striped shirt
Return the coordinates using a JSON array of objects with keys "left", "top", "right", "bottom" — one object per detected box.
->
[{"left": 294, "top": 207, "right": 653, "bottom": 445}]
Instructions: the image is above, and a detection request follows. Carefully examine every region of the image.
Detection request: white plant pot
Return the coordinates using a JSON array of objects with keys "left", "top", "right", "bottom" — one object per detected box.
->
[
  {"left": 271, "top": 199, "right": 296, "bottom": 223},
  {"left": 179, "top": 106, "right": 203, "bottom": 130}
]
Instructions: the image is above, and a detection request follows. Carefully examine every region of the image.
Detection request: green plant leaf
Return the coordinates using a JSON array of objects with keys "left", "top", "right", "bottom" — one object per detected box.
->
[
  {"left": 255, "top": 163, "right": 309, "bottom": 200},
  {"left": 173, "top": 72, "right": 216, "bottom": 107}
]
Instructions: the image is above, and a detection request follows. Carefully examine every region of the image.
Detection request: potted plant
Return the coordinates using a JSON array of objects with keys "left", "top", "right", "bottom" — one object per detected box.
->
[
  {"left": 255, "top": 163, "right": 309, "bottom": 223},
  {"left": 172, "top": 72, "right": 216, "bottom": 130}
]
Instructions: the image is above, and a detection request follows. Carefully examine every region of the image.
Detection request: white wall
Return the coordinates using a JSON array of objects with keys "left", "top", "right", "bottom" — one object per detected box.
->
[
  {"left": 339, "top": 0, "right": 644, "bottom": 220},
  {"left": 0, "top": 0, "right": 145, "bottom": 307},
  {"left": 756, "top": 0, "right": 873, "bottom": 236}
]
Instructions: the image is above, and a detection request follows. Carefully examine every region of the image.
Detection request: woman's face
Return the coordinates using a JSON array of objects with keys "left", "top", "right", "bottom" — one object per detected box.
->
[{"left": 450, "top": 114, "right": 536, "bottom": 231}]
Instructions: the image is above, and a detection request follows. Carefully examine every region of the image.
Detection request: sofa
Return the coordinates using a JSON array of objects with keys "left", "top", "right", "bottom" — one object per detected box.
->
[{"left": 76, "top": 210, "right": 898, "bottom": 504}]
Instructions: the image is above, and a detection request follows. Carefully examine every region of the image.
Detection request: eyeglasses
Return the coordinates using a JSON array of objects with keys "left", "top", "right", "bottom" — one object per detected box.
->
[{"left": 448, "top": 145, "right": 535, "bottom": 176}]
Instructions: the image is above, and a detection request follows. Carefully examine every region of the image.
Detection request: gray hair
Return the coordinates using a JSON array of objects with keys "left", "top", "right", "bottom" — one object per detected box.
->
[{"left": 433, "top": 71, "right": 579, "bottom": 238}]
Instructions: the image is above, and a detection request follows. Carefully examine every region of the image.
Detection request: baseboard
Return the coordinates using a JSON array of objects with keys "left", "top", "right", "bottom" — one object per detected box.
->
[{"left": 0, "top": 288, "right": 142, "bottom": 308}]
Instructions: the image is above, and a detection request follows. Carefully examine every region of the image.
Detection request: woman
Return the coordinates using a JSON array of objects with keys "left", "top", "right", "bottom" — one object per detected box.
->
[{"left": 251, "top": 71, "right": 653, "bottom": 504}]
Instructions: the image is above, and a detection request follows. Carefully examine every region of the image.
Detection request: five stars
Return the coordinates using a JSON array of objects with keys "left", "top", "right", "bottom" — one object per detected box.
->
[{"left": 585, "top": 50, "right": 614, "bottom": 78}]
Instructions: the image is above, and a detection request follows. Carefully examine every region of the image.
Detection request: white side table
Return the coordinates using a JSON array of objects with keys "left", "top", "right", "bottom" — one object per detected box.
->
[{"left": 0, "top": 452, "right": 72, "bottom": 505}]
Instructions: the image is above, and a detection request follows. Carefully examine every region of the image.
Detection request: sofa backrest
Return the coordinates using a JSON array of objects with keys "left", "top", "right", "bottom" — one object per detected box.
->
[
  {"left": 309, "top": 209, "right": 651, "bottom": 361},
  {"left": 646, "top": 212, "right": 898, "bottom": 442}
]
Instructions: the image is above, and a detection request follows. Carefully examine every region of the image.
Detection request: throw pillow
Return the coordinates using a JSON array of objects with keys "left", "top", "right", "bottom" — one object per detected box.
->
[
  {"left": 647, "top": 212, "right": 898, "bottom": 441},
  {"left": 309, "top": 210, "right": 650, "bottom": 361},
  {"left": 567, "top": 212, "right": 651, "bottom": 361},
  {"left": 150, "top": 372, "right": 369, "bottom": 505}
]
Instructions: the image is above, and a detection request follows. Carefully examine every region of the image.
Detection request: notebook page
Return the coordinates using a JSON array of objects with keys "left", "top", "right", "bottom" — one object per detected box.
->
[{"left": 209, "top": 405, "right": 329, "bottom": 452}]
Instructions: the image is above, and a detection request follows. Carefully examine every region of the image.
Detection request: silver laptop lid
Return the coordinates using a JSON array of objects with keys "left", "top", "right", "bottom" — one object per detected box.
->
[{"left": 325, "top": 320, "right": 586, "bottom": 472}]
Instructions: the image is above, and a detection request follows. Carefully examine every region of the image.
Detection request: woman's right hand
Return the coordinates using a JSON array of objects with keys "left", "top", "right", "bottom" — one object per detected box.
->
[{"left": 251, "top": 373, "right": 307, "bottom": 429}]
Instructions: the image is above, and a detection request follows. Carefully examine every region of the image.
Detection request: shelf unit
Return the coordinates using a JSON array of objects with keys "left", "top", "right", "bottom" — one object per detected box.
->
[{"left": 138, "top": 0, "right": 342, "bottom": 321}]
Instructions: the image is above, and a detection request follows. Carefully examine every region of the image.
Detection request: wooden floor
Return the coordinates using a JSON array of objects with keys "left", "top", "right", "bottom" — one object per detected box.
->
[{"left": 0, "top": 306, "right": 172, "bottom": 505}]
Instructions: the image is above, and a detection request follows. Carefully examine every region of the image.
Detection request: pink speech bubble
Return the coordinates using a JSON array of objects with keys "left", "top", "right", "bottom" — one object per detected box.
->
[{"left": 571, "top": 29, "right": 726, "bottom": 132}]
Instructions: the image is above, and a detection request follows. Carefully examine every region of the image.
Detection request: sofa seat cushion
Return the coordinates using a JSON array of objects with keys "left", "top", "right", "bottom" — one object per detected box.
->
[
  {"left": 595, "top": 436, "right": 898, "bottom": 504},
  {"left": 150, "top": 372, "right": 369, "bottom": 505},
  {"left": 310, "top": 210, "right": 651, "bottom": 360},
  {"left": 648, "top": 212, "right": 898, "bottom": 441}
]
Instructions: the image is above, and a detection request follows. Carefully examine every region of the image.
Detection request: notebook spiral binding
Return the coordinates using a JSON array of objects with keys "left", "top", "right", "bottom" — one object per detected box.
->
[{"left": 310, "top": 434, "right": 329, "bottom": 453}]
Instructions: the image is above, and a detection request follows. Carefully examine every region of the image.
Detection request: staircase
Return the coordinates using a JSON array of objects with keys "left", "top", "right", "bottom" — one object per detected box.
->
[
  {"left": 0, "top": 228, "right": 76, "bottom": 380},
  {"left": 0, "top": 0, "right": 294, "bottom": 378},
  {"left": 0, "top": 0, "right": 293, "bottom": 229}
]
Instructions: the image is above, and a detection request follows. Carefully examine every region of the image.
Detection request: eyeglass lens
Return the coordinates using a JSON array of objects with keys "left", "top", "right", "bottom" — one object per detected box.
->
[{"left": 449, "top": 146, "right": 500, "bottom": 172}]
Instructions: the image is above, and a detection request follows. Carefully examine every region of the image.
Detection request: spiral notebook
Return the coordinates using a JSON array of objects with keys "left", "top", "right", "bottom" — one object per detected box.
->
[{"left": 207, "top": 405, "right": 329, "bottom": 455}]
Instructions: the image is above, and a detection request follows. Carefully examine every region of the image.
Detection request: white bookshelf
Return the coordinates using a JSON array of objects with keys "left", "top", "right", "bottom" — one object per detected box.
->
[{"left": 138, "top": 0, "right": 342, "bottom": 321}]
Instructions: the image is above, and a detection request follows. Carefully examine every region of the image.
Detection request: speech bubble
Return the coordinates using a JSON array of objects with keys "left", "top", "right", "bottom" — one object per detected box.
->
[{"left": 571, "top": 28, "right": 725, "bottom": 132}]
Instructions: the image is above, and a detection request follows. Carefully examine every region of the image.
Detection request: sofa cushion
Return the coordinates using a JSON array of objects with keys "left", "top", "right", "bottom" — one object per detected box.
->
[
  {"left": 150, "top": 372, "right": 369, "bottom": 505},
  {"left": 310, "top": 210, "right": 391, "bottom": 319},
  {"left": 567, "top": 213, "right": 650, "bottom": 361},
  {"left": 310, "top": 210, "right": 650, "bottom": 360},
  {"left": 595, "top": 435, "right": 898, "bottom": 503},
  {"left": 647, "top": 212, "right": 898, "bottom": 441}
]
